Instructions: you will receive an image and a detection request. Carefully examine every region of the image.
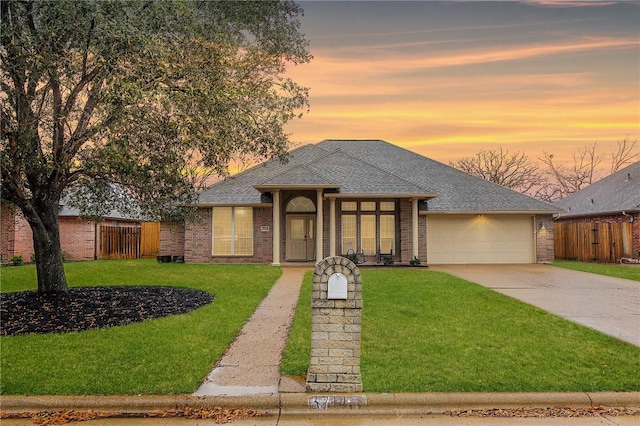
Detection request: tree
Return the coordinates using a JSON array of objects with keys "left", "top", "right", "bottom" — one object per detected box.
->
[
  {"left": 449, "top": 148, "right": 542, "bottom": 195},
  {"left": 1, "top": 0, "right": 311, "bottom": 294},
  {"left": 609, "top": 136, "right": 638, "bottom": 174},
  {"left": 540, "top": 138, "right": 639, "bottom": 201}
]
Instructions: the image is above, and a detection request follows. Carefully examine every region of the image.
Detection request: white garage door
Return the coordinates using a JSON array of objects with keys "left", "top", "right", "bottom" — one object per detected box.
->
[{"left": 427, "top": 214, "right": 534, "bottom": 264}]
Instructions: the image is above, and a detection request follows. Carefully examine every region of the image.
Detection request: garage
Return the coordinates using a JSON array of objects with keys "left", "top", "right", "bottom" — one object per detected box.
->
[{"left": 426, "top": 214, "right": 535, "bottom": 264}]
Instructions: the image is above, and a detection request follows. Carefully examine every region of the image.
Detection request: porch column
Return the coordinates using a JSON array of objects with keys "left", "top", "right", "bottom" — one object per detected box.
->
[
  {"left": 411, "top": 198, "right": 419, "bottom": 260},
  {"left": 316, "top": 189, "right": 324, "bottom": 262},
  {"left": 272, "top": 190, "right": 280, "bottom": 266},
  {"left": 329, "top": 197, "right": 336, "bottom": 257}
]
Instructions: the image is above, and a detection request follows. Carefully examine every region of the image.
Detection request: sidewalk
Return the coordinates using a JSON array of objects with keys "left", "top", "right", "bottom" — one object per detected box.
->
[{"left": 194, "top": 267, "right": 308, "bottom": 396}]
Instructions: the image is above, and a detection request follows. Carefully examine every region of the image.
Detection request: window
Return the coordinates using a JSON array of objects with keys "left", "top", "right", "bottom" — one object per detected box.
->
[
  {"left": 341, "top": 201, "right": 357, "bottom": 211},
  {"left": 340, "top": 200, "right": 397, "bottom": 257},
  {"left": 380, "top": 215, "right": 395, "bottom": 254},
  {"left": 342, "top": 215, "right": 356, "bottom": 253},
  {"left": 361, "top": 201, "right": 376, "bottom": 211},
  {"left": 212, "top": 207, "right": 253, "bottom": 256},
  {"left": 286, "top": 196, "right": 315, "bottom": 213},
  {"left": 361, "top": 215, "right": 376, "bottom": 254},
  {"left": 380, "top": 201, "right": 395, "bottom": 211}
]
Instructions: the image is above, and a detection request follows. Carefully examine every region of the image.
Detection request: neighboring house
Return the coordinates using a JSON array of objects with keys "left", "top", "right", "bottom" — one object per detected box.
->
[
  {"left": 0, "top": 203, "right": 157, "bottom": 262},
  {"left": 554, "top": 161, "right": 640, "bottom": 262},
  {"left": 161, "top": 139, "right": 559, "bottom": 265}
]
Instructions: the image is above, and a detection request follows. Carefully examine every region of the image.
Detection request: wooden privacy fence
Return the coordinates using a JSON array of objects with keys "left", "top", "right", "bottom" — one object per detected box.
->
[
  {"left": 554, "top": 221, "right": 633, "bottom": 263},
  {"left": 140, "top": 222, "right": 160, "bottom": 257},
  {"left": 100, "top": 222, "right": 160, "bottom": 259},
  {"left": 100, "top": 225, "right": 141, "bottom": 259}
]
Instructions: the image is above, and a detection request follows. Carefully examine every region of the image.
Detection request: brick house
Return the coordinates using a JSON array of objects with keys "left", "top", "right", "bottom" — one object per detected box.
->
[
  {"left": 1, "top": 203, "right": 142, "bottom": 262},
  {"left": 161, "top": 139, "right": 560, "bottom": 265},
  {"left": 554, "top": 161, "right": 640, "bottom": 262}
]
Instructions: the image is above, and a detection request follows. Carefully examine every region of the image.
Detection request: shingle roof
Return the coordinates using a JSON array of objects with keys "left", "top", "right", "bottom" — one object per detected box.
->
[
  {"left": 315, "top": 140, "right": 557, "bottom": 212},
  {"left": 554, "top": 161, "right": 640, "bottom": 218},
  {"left": 196, "top": 139, "right": 559, "bottom": 213}
]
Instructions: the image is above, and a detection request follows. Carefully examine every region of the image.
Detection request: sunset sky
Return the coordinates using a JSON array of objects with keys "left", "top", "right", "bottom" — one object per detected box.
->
[{"left": 284, "top": 0, "right": 639, "bottom": 166}]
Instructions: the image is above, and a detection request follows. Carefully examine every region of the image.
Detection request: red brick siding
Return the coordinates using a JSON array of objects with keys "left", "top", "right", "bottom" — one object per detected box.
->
[
  {"left": 13, "top": 215, "right": 34, "bottom": 260},
  {"left": 184, "top": 209, "right": 212, "bottom": 262},
  {"left": 1, "top": 204, "right": 16, "bottom": 262},
  {"left": 59, "top": 217, "right": 96, "bottom": 260},
  {"left": 254, "top": 207, "right": 273, "bottom": 262},
  {"left": 159, "top": 221, "right": 185, "bottom": 257},
  {"left": 418, "top": 211, "right": 427, "bottom": 262},
  {"left": 399, "top": 200, "right": 412, "bottom": 263},
  {"left": 635, "top": 217, "right": 640, "bottom": 256}
]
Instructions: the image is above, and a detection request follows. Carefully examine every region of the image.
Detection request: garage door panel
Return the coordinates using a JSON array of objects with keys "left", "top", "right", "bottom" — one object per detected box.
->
[{"left": 427, "top": 215, "right": 534, "bottom": 264}]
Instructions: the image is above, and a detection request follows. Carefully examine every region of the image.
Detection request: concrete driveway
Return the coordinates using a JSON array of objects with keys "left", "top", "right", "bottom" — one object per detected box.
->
[{"left": 431, "top": 264, "right": 640, "bottom": 347}]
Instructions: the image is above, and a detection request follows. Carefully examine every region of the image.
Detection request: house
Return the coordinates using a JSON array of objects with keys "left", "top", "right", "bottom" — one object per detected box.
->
[
  {"left": 160, "top": 139, "right": 559, "bottom": 265},
  {"left": 554, "top": 161, "right": 640, "bottom": 262},
  {"left": 1, "top": 203, "right": 158, "bottom": 262}
]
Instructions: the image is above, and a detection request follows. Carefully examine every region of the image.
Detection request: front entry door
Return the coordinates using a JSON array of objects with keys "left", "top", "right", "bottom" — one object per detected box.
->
[{"left": 287, "top": 215, "right": 315, "bottom": 261}]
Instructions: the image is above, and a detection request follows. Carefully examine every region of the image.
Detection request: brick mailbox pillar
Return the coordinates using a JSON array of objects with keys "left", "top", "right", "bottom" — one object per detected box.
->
[{"left": 306, "top": 256, "right": 363, "bottom": 392}]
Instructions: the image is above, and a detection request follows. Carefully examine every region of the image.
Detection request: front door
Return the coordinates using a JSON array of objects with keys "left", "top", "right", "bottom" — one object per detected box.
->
[{"left": 286, "top": 215, "right": 315, "bottom": 261}]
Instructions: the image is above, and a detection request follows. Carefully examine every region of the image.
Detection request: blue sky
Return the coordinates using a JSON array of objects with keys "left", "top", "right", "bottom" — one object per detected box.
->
[{"left": 285, "top": 1, "right": 639, "bottom": 164}]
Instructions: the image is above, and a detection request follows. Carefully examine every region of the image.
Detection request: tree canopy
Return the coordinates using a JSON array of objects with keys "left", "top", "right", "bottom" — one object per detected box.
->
[{"left": 1, "top": 0, "right": 311, "bottom": 293}]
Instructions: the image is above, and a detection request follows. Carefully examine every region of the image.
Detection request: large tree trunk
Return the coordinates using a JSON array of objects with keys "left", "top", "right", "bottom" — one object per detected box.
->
[{"left": 25, "top": 198, "right": 69, "bottom": 295}]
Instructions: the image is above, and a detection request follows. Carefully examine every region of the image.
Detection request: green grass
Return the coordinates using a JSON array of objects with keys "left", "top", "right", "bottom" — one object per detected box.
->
[
  {"left": 0, "top": 259, "right": 281, "bottom": 395},
  {"left": 553, "top": 259, "right": 640, "bottom": 281},
  {"left": 281, "top": 269, "right": 640, "bottom": 392}
]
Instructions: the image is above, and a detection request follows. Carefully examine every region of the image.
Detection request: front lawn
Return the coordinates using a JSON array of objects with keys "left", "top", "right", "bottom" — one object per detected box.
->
[
  {"left": 0, "top": 259, "right": 281, "bottom": 395},
  {"left": 281, "top": 269, "right": 640, "bottom": 392},
  {"left": 553, "top": 259, "right": 640, "bottom": 281}
]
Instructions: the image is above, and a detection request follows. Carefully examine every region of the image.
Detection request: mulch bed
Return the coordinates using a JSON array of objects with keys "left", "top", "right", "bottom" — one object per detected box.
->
[{"left": 0, "top": 286, "right": 214, "bottom": 336}]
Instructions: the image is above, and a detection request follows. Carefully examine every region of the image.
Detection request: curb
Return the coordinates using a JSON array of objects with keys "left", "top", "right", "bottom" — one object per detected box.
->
[{"left": 2, "top": 392, "right": 639, "bottom": 416}]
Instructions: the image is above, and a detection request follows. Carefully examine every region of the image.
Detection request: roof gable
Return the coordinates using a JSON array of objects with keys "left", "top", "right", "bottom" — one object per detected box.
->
[{"left": 554, "top": 161, "right": 640, "bottom": 217}]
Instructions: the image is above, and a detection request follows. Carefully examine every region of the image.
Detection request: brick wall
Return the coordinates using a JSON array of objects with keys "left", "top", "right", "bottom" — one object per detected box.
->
[
  {"left": 59, "top": 217, "right": 96, "bottom": 260},
  {"left": 635, "top": 216, "right": 640, "bottom": 256},
  {"left": 307, "top": 257, "right": 362, "bottom": 392},
  {"left": 535, "top": 215, "right": 555, "bottom": 263},
  {"left": 1, "top": 204, "right": 16, "bottom": 262},
  {"left": 399, "top": 200, "right": 412, "bottom": 262},
  {"left": 13, "top": 215, "right": 34, "bottom": 260},
  {"left": 159, "top": 222, "right": 185, "bottom": 257}
]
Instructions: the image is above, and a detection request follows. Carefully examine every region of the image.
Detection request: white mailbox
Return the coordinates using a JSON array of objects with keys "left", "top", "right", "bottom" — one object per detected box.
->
[{"left": 327, "top": 273, "right": 348, "bottom": 300}]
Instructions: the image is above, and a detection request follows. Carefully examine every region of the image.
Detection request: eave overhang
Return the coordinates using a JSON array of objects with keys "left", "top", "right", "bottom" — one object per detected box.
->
[
  {"left": 421, "top": 210, "right": 563, "bottom": 215},
  {"left": 253, "top": 184, "right": 341, "bottom": 192}
]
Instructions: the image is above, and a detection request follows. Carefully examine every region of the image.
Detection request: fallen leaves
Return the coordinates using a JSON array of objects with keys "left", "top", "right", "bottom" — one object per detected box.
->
[
  {"left": 445, "top": 405, "right": 640, "bottom": 418},
  {"left": 0, "top": 406, "right": 265, "bottom": 425}
]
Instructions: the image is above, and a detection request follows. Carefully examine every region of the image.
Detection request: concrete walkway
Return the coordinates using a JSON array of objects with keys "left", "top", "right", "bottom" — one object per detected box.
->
[
  {"left": 194, "top": 267, "right": 308, "bottom": 396},
  {"left": 432, "top": 264, "right": 640, "bottom": 346}
]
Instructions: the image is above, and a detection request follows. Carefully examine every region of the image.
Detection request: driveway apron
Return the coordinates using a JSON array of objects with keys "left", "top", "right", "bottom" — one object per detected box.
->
[
  {"left": 432, "top": 264, "right": 640, "bottom": 347},
  {"left": 194, "top": 267, "right": 308, "bottom": 396}
]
